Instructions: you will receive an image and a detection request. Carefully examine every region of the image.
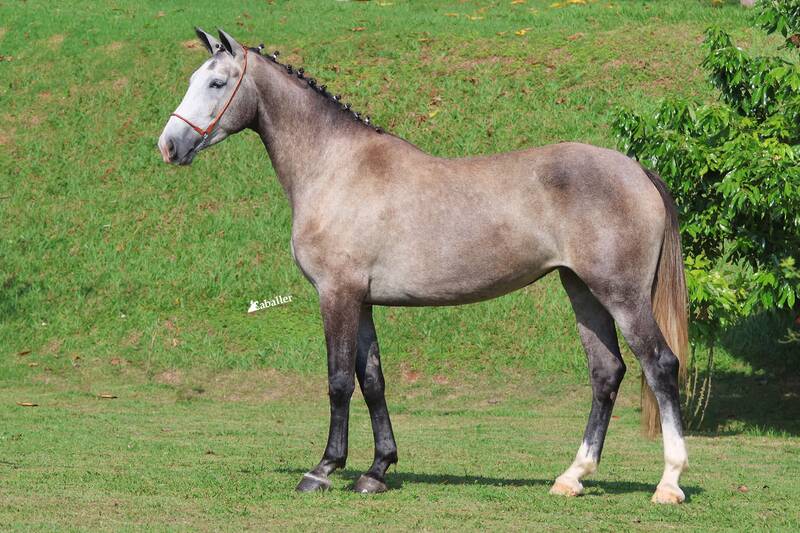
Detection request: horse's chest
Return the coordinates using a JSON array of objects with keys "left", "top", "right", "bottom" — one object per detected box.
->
[
  {"left": 290, "top": 229, "right": 366, "bottom": 288},
  {"left": 290, "top": 237, "right": 324, "bottom": 286}
]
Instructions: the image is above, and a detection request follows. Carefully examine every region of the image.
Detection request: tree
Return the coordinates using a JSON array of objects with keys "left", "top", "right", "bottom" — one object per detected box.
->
[{"left": 613, "top": 0, "right": 800, "bottom": 430}]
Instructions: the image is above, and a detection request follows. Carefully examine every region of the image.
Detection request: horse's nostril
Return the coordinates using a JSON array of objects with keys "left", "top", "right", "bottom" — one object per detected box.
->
[{"left": 158, "top": 136, "right": 176, "bottom": 164}]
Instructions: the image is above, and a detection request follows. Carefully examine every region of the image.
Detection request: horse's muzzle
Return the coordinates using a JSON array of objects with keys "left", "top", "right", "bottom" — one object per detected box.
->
[{"left": 158, "top": 131, "right": 197, "bottom": 166}]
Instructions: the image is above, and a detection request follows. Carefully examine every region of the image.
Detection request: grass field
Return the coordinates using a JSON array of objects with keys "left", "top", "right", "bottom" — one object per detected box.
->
[
  {"left": 2, "top": 369, "right": 799, "bottom": 530},
  {"left": 1, "top": 0, "right": 799, "bottom": 530}
]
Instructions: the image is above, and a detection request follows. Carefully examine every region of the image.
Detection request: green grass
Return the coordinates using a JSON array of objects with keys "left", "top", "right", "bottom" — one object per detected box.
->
[
  {"left": 1, "top": 369, "right": 798, "bottom": 531},
  {"left": 1, "top": 0, "right": 799, "bottom": 529}
]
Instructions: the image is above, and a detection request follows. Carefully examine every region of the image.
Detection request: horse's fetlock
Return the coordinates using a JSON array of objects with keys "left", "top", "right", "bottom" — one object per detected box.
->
[
  {"left": 382, "top": 449, "right": 398, "bottom": 465},
  {"left": 323, "top": 454, "right": 347, "bottom": 470}
]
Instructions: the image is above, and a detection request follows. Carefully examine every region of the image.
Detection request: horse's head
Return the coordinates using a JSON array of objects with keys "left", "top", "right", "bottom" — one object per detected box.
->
[{"left": 158, "top": 28, "right": 255, "bottom": 165}]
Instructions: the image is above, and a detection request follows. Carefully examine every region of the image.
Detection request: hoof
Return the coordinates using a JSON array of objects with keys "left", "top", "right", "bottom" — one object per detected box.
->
[
  {"left": 549, "top": 476, "right": 584, "bottom": 497},
  {"left": 652, "top": 483, "right": 685, "bottom": 504},
  {"left": 353, "top": 474, "right": 388, "bottom": 494},
  {"left": 296, "top": 472, "right": 331, "bottom": 493}
]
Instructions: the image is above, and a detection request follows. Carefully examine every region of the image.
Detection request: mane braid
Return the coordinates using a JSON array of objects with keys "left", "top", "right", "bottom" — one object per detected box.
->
[{"left": 250, "top": 46, "right": 385, "bottom": 134}]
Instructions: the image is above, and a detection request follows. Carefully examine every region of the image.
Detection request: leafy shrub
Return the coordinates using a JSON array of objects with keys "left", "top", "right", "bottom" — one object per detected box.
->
[{"left": 613, "top": 0, "right": 800, "bottom": 427}]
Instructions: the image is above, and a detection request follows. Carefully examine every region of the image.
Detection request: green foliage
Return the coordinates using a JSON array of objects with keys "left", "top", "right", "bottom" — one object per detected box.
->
[
  {"left": 613, "top": 1, "right": 800, "bottom": 335},
  {"left": 757, "top": 0, "right": 800, "bottom": 45}
]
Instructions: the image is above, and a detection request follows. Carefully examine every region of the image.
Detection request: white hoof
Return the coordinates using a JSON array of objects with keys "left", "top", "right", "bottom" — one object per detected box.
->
[
  {"left": 549, "top": 475, "right": 584, "bottom": 497},
  {"left": 652, "top": 482, "right": 685, "bottom": 504}
]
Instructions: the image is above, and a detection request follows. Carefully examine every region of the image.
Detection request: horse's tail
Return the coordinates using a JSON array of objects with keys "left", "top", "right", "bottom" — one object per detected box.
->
[{"left": 640, "top": 165, "right": 689, "bottom": 438}]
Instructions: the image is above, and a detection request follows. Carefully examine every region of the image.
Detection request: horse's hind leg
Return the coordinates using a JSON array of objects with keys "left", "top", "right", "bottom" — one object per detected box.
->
[
  {"left": 550, "top": 269, "right": 626, "bottom": 497},
  {"left": 605, "top": 299, "right": 688, "bottom": 503},
  {"left": 352, "top": 305, "right": 398, "bottom": 493}
]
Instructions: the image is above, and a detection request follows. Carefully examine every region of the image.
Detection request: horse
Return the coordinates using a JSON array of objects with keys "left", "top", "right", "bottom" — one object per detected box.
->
[{"left": 158, "top": 28, "right": 690, "bottom": 504}]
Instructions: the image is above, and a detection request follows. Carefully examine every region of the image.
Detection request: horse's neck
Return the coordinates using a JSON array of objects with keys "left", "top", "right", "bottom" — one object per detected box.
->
[{"left": 251, "top": 59, "right": 369, "bottom": 210}]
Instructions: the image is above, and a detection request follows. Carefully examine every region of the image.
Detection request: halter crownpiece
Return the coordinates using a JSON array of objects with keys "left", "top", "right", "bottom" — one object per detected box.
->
[{"left": 170, "top": 45, "right": 250, "bottom": 149}]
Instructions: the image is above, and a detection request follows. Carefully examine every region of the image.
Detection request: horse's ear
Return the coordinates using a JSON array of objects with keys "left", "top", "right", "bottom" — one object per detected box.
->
[
  {"left": 217, "top": 28, "right": 240, "bottom": 57},
  {"left": 195, "top": 27, "right": 221, "bottom": 55}
]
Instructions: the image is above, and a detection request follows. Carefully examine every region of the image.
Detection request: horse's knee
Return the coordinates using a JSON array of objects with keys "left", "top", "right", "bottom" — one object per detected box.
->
[
  {"left": 328, "top": 371, "right": 355, "bottom": 404},
  {"left": 591, "top": 358, "right": 626, "bottom": 399}
]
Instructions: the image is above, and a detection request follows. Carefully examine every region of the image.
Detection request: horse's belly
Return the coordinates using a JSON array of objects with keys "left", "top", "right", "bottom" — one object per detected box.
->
[{"left": 365, "top": 245, "right": 557, "bottom": 306}]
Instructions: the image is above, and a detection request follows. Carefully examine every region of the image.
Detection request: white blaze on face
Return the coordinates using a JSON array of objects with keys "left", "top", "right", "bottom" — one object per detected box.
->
[
  {"left": 177, "top": 60, "right": 228, "bottom": 127},
  {"left": 158, "top": 57, "right": 234, "bottom": 163}
]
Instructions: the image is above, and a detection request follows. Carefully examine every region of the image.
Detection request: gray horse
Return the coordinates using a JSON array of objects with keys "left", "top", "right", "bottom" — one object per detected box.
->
[{"left": 159, "top": 28, "right": 690, "bottom": 504}]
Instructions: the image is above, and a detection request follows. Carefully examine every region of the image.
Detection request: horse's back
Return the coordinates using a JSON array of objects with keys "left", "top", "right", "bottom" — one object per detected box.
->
[{"left": 298, "top": 139, "right": 666, "bottom": 305}]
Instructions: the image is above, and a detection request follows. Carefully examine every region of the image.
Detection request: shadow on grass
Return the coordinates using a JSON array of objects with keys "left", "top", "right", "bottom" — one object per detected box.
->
[
  {"left": 693, "top": 311, "right": 800, "bottom": 437},
  {"left": 277, "top": 467, "right": 703, "bottom": 499},
  {"left": 696, "top": 373, "right": 800, "bottom": 437}
]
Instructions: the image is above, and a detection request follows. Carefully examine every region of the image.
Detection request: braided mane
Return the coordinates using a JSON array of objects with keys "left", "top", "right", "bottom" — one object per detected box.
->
[{"left": 249, "top": 45, "right": 384, "bottom": 134}]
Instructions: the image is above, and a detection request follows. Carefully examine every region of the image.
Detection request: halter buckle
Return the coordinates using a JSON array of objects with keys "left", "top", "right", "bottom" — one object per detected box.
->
[{"left": 197, "top": 132, "right": 210, "bottom": 150}]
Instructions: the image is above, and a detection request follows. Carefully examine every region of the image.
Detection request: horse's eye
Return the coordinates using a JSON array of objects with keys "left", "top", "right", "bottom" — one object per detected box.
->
[{"left": 209, "top": 79, "right": 227, "bottom": 89}]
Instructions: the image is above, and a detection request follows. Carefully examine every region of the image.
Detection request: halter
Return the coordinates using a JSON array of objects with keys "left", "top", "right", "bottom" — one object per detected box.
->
[{"left": 170, "top": 45, "right": 249, "bottom": 150}]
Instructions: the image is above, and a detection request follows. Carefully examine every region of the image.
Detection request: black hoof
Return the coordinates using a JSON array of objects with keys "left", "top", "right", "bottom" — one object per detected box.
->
[
  {"left": 353, "top": 474, "right": 388, "bottom": 494},
  {"left": 296, "top": 472, "right": 331, "bottom": 492}
]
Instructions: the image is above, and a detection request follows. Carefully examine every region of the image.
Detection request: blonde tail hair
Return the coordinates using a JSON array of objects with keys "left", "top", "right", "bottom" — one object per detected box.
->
[{"left": 641, "top": 166, "right": 689, "bottom": 438}]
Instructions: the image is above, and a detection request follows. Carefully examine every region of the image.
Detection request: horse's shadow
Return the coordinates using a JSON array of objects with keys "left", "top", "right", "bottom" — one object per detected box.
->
[{"left": 277, "top": 467, "right": 703, "bottom": 499}]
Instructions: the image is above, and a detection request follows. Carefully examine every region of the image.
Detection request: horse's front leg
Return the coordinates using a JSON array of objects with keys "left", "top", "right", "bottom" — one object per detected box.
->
[
  {"left": 296, "top": 286, "right": 363, "bottom": 492},
  {"left": 352, "top": 305, "right": 398, "bottom": 493}
]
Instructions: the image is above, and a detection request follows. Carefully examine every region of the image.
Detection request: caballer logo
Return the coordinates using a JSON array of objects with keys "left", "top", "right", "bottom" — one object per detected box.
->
[{"left": 248, "top": 294, "right": 293, "bottom": 313}]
